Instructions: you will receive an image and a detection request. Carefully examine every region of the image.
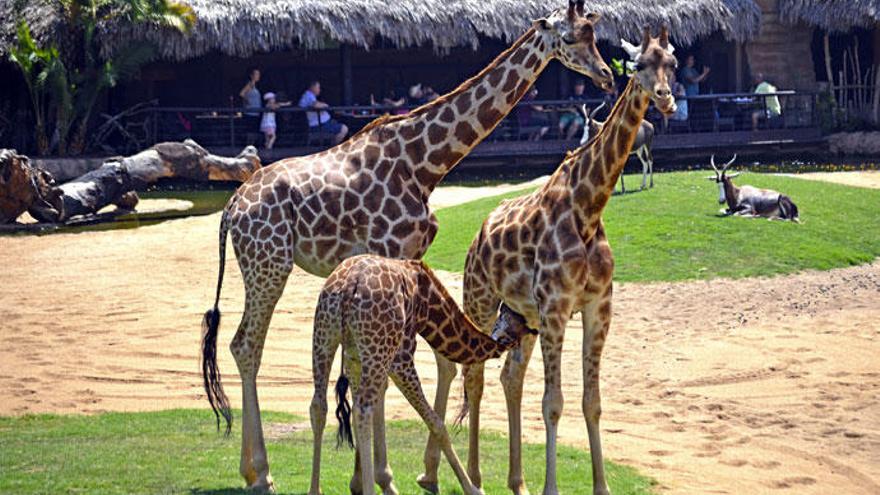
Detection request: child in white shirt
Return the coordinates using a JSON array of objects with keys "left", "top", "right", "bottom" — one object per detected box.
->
[{"left": 261, "top": 92, "right": 290, "bottom": 150}]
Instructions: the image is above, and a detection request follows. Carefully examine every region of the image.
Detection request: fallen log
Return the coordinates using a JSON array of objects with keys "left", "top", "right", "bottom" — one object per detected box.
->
[
  {"left": 122, "top": 139, "right": 261, "bottom": 185},
  {"left": 29, "top": 162, "right": 139, "bottom": 223},
  {"left": 0, "top": 149, "right": 64, "bottom": 224},
  {"left": 2, "top": 140, "right": 260, "bottom": 226}
]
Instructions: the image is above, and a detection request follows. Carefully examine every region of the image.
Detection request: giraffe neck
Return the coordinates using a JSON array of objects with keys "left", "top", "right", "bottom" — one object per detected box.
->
[
  {"left": 414, "top": 265, "right": 509, "bottom": 364},
  {"left": 394, "top": 27, "right": 553, "bottom": 197},
  {"left": 565, "top": 77, "right": 650, "bottom": 236}
]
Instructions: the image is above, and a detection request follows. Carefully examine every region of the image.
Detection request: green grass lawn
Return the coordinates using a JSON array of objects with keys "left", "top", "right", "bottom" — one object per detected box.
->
[
  {"left": 424, "top": 171, "right": 880, "bottom": 281},
  {"left": 0, "top": 409, "right": 655, "bottom": 495}
]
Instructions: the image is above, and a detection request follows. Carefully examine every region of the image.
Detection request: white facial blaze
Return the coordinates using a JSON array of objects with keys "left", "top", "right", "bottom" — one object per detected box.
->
[{"left": 718, "top": 182, "right": 726, "bottom": 203}]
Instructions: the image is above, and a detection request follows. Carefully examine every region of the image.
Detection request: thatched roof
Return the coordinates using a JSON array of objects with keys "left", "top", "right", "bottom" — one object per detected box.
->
[
  {"left": 780, "top": 0, "right": 880, "bottom": 32},
  {"left": 2, "top": 0, "right": 761, "bottom": 60}
]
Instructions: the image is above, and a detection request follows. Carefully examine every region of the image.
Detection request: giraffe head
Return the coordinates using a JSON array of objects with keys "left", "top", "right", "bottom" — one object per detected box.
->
[
  {"left": 535, "top": 1, "right": 614, "bottom": 92},
  {"left": 490, "top": 304, "right": 538, "bottom": 349},
  {"left": 621, "top": 26, "right": 679, "bottom": 115}
]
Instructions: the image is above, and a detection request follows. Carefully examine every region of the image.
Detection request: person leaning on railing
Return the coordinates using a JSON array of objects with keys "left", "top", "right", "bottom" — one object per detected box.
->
[
  {"left": 298, "top": 80, "right": 349, "bottom": 145},
  {"left": 239, "top": 66, "right": 262, "bottom": 143}
]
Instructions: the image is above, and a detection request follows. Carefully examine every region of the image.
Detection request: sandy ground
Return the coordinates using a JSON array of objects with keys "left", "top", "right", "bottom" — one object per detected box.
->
[
  {"left": 779, "top": 170, "right": 880, "bottom": 189},
  {"left": 428, "top": 176, "right": 549, "bottom": 209},
  {"left": 1, "top": 174, "right": 878, "bottom": 494}
]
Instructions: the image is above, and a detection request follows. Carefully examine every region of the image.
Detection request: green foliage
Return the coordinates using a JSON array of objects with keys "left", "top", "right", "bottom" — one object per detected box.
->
[
  {"left": 7, "top": 0, "right": 195, "bottom": 156},
  {"left": 0, "top": 409, "right": 656, "bottom": 494},
  {"left": 424, "top": 172, "right": 880, "bottom": 281}
]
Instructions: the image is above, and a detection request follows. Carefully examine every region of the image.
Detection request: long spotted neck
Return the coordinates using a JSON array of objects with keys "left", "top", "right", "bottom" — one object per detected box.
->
[
  {"left": 414, "top": 265, "right": 510, "bottom": 364},
  {"left": 566, "top": 77, "right": 650, "bottom": 236},
  {"left": 395, "top": 27, "right": 553, "bottom": 197}
]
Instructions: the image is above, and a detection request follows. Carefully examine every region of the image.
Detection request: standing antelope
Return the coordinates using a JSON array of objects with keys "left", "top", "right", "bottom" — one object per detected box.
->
[
  {"left": 707, "top": 154, "right": 800, "bottom": 221},
  {"left": 581, "top": 101, "right": 655, "bottom": 193}
]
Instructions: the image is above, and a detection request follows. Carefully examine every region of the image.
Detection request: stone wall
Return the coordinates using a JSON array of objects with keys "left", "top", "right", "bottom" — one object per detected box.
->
[{"left": 745, "top": 0, "right": 817, "bottom": 92}]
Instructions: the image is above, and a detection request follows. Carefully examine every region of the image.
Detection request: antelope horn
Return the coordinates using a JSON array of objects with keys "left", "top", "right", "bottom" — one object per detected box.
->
[
  {"left": 722, "top": 154, "right": 737, "bottom": 172},
  {"left": 709, "top": 154, "right": 720, "bottom": 174},
  {"left": 589, "top": 101, "right": 606, "bottom": 120}
]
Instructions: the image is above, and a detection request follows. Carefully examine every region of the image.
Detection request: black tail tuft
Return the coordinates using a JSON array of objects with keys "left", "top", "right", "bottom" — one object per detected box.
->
[
  {"left": 201, "top": 210, "right": 232, "bottom": 435},
  {"left": 335, "top": 373, "right": 354, "bottom": 449},
  {"left": 202, "top": 307, "right": 232, "bottom": 435},
  {"left": 779, "top": 195, "right": 800, "bottom": 222}
]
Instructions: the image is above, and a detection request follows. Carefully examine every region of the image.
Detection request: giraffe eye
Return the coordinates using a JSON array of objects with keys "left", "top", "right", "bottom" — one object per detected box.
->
[
  {"left": 562, "top": 33, "right": 576, "bottom": 44},
  {"left": 635, "top": 62, "right": 646, "bottom": 71}
]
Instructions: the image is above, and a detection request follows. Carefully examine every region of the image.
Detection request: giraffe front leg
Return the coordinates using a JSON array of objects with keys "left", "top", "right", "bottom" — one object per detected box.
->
[
  {"left": 391, "top": 355, "right": 482, "bottom": 495},
  {"left": 418, "top": 350, "right": 457, "bottom": 494},
  {"left": 539, "top": 315, "right": 568, "bottom": 495},
  {"left": 500, "top": 333, "right": 537, "bottom": 495},
  {"left": 582, "top": 296, "right": 612, "bottom": 495}
]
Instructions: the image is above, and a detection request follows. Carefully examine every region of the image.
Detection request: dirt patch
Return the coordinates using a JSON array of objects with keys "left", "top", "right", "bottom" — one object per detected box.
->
[{"left": 0, "top": 207, "right": 878, "bottom": 494}]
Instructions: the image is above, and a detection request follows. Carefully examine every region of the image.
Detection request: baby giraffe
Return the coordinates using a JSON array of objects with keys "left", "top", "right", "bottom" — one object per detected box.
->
[{"left": 309, "top": 254, "right": 534, "bottom": 495}]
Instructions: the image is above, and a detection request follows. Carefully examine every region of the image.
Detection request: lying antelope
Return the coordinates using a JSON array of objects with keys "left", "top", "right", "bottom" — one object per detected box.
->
[
  {"left": 581, "top": 101, "right": 655, "bottom": 192},
  {"left": 707, "top": 154, "right": 800, "bottom": 222}
]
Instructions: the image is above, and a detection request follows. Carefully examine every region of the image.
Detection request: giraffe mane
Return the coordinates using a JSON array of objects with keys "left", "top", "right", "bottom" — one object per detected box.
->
[{"left": 350, "top": 27, "right": 539, "bottom": 139}]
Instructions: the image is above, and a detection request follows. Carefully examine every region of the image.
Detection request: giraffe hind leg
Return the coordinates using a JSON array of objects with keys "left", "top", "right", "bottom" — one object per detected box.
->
[
  {"left": 229, "top": 228, "right": 294, "bottom": 491},
  {"left": 309, "top": 299, "right": 341, "bottom": 495}
]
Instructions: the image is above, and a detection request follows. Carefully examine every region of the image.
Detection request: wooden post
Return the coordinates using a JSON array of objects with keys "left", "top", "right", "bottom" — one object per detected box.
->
[
  {"left": 341, "top": 44, "right": 353, "bottom": 105},
  {"left": 734, "top": 42, "right": 744, "bottom": 92}
]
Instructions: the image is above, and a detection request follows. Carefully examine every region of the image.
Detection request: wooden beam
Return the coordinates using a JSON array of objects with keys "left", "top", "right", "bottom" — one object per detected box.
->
[{"left": 341, "top": 44, "right": 353, "bottom": 105}]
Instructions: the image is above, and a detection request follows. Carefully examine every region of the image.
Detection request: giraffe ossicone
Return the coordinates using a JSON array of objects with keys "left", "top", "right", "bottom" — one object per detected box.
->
[{"left": 198, "top": 1, "right": 613, "bottom": 491}]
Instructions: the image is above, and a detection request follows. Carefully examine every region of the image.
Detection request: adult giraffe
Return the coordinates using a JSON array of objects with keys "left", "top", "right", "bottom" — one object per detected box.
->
[
  {"left": 435, "top": 28, "right": 677, "bottom": 495},
  {"left": 200, "top": 1, "right": 613, "bottom": 491}
]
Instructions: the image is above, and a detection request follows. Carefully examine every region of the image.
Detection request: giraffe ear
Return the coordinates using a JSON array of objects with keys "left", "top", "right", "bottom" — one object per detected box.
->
[
  {"left": 533, "top": 18, "right": 552, "bottom": 32},
  {"left": 527, "top": 328, "right": 539, "bottom": 336},
  {"left": 585, "top": 11, "right": 600, "bottom": 24}
]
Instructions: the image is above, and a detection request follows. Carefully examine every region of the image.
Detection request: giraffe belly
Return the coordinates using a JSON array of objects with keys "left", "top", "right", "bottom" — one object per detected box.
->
[{"left": 292, "top": 208, "right": 436, "bottom": 277}]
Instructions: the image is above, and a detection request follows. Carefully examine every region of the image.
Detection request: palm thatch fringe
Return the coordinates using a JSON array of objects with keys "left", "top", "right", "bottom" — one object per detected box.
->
[
  {"left": 3, "top": 0, "right": 761, "bottom": 61},
  {"left": 780, "top": 0, "right": 880, "bottom": 32}
]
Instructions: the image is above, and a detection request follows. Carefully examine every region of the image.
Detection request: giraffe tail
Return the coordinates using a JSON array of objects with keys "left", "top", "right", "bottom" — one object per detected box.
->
[
  {"left": 334, "top": 348, "right": 354, "bottom": 449},
  {"left": 201, "top": 209, "right": 232, "bottom": 435}
]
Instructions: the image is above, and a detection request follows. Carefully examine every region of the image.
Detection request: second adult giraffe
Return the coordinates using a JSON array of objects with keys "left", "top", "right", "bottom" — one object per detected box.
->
[
  {"left": 426, "top": 28, "right": 678, "bottom": 495},
  {"left": 199, "top": 1, "right": 613, "bottom": 491}
]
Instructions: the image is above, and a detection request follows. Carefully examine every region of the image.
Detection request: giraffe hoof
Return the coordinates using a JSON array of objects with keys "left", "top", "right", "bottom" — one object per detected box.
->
[
  {"left": 416, "top": 473, "right": 439, "bottom": 494},
  {"left": 247, "top": 480, "right": 276, "bottom": 494}
]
